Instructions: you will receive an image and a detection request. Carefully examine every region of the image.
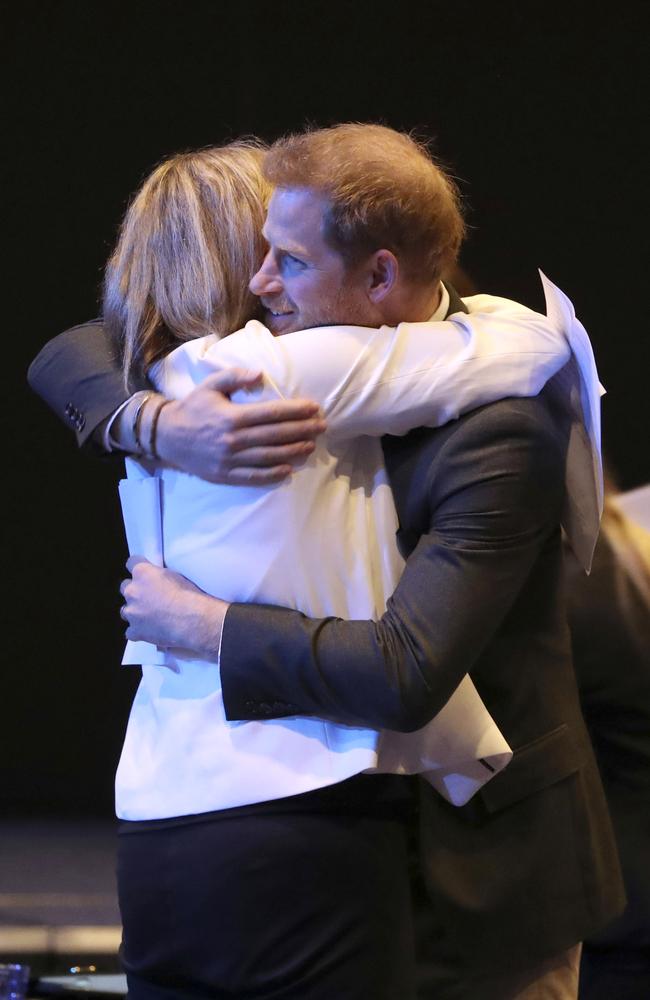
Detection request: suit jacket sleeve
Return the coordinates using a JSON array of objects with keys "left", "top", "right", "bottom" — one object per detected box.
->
[
  {"left": 27, "top": 320, "right": 151, "bottom": 451},
  {"left": 220, "top": 396, "right": 567, "bottom": 731}
]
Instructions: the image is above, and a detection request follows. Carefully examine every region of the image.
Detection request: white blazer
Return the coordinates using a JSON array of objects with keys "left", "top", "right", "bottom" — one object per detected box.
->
[{"left": 116, "top": 286, "right": 573, "bottom": 820}]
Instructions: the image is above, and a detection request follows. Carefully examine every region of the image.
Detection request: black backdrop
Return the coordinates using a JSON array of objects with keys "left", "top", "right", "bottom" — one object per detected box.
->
[{"left": 5, "top": 1, "right": 648, "bottom": 816}]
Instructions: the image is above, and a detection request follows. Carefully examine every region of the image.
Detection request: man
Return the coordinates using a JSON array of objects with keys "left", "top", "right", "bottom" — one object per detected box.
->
[{"left": 29, "top": 125, "right": 624, "bottom": 998}]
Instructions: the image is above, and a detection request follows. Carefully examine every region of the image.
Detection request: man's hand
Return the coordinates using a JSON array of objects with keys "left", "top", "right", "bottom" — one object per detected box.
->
[
  {"left": 153, "top": 368, "right": 326, "bottom": 484},
  {"left": 120, "top": 557, "right": 229, "bottom": 660}
]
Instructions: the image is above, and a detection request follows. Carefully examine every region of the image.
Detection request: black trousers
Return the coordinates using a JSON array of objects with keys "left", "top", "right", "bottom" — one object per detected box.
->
[{"left": 117, "top": 775, "right": 416, "bottom": 1000}]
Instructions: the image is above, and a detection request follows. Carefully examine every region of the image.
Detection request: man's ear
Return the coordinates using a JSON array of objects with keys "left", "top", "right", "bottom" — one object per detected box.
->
[{"left": 366, "top": 249, "right": 399, "bottom": 304}]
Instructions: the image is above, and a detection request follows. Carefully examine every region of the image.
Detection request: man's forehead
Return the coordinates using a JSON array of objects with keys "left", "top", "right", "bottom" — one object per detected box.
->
[{"left": 263, "top": 186, "right": 330, "bottom": 249}]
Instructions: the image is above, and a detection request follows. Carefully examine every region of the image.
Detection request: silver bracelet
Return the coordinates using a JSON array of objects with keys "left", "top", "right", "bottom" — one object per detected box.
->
[
  {"left": 131, "top": 391, "right": 155, "bottom": 453},
  {"left": 146, "top": 397, "right": 172, "bottom": 461}
]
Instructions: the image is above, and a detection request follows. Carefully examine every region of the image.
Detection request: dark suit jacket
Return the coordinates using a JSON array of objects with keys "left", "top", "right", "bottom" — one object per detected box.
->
[
  {"left": 27, "top": 296, "right": 625, "bottom": 971},
  {"left": 27, "top": 318, "right": 149, "bottom": 449},
  {"left": 218, "top": 386, "right": 624, "bottom": 969}
]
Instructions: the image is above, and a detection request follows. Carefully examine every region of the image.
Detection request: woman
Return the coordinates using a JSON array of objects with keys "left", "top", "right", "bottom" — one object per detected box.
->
[
  {"left": 104, "top": 142, "right": 568, "bottom": 999},
  {"left": 566, "top": 482, "right": 650, "bottom": 999}
]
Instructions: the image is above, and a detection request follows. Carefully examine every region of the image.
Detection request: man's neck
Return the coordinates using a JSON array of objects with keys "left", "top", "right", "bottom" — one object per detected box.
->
[
  {"left": 379, "top": 281, "right": 444, "bottom": 326},
  {"left": 429, "top": 282, "right": 449, "bottom": 321},
  {"left": 423, "top": 281, "right": 444, "bottom": 320}
]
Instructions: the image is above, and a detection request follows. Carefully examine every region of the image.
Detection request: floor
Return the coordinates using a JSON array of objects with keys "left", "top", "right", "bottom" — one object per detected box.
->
[{"left": 0, "top": 820, "right": 122, "bottom": 980}]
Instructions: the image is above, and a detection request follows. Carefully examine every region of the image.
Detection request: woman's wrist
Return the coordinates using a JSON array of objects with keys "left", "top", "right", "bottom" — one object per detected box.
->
[{"left": 111, "top": 391, "right": 167, "bottom": 454}]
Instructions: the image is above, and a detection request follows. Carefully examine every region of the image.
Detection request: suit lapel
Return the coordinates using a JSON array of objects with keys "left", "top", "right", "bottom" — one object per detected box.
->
[{"left": 444, "top": 282, "right": 469, "bottom": 317}]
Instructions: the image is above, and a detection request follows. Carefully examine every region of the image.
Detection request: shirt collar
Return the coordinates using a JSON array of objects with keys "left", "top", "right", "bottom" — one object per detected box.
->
[{"left": 429, "top": 282, "right": 450, "bottom": 322}]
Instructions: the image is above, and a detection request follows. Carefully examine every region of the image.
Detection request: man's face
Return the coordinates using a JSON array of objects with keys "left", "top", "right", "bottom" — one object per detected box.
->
[{"left": 249, "top": 187, "right": 375, "bottom": 335}]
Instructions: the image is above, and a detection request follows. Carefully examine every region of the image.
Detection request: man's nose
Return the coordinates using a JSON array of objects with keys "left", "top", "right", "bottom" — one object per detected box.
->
[{"left": 249, "top": 252, "right": 283, "bottom": 297}]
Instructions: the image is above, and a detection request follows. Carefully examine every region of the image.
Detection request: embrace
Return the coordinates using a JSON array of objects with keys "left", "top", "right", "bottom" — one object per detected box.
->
[{"left": 29, "top": 124, "right": 624, "bottom": 1000}]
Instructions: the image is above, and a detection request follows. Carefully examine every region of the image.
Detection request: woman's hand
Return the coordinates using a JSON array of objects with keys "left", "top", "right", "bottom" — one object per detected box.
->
[{"left": 120, "top": 556, "right": 229, "bottom": 659}]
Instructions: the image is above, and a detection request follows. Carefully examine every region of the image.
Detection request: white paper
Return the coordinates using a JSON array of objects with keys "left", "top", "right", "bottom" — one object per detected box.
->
[
  {"left": 119, "top": 459, "right": 169, "bottom": 666},
  {"left": 540, "top": 272, "right": 605, "bottom": 572}
]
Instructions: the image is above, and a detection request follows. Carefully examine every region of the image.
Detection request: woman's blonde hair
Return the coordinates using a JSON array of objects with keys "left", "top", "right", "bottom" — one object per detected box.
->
[
  {"left": 103, "top": 141, "right": 271, "bottom": 381},
  {"left": 602, "top": 493, "right": 650, "bottom": 607}
]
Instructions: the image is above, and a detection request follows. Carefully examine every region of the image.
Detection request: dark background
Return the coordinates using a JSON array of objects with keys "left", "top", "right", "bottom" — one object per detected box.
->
[{"left": 5, "top": 1, "right": 648, "bottom": 816}]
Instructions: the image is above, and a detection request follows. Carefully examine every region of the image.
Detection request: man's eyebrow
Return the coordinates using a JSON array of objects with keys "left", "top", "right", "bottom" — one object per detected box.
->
[{"left": 262, "top": 226, "right": 310, "bottom": 260}]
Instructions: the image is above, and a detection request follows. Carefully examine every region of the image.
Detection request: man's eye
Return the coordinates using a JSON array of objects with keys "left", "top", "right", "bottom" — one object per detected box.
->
[{"left": 283, "top": 253, "right": 305, "bottom": 269}]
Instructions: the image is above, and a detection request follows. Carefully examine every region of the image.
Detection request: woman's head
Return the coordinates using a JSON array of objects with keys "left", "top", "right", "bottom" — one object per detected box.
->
[
  {"left": 602, "top": 491, "right": 650, "bottom": 607},
  {"left": 103, "top": 141, "right": 271, "bottom": 379}
]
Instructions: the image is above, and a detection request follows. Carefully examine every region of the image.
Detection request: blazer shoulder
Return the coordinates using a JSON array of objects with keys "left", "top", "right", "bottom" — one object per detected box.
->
[
  {"left": 387, "top": 387, "right": 569, "bottom": 485},
  {"left": 61, "top": 317, "right": 105, "bottom": 333},
  {"left": 35, "top": 317, "right": 106, "bottom": 353},
  {"left": 386, "top": 388, "right": 570, "bottom": 552},
  {"left": 439, "top": 389, "right": 570, "bottom": 480},
  {"left": 453, "top": 386, "right": 569, "bottom": 439},
  {"left": 27, "top": 318, "right": 108, "bottom": 378}
]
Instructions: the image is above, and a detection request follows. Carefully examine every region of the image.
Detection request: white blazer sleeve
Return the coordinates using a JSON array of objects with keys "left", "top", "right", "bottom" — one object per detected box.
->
[{"left": 155, "top": 295, "right": 571, "bottom": 441}]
